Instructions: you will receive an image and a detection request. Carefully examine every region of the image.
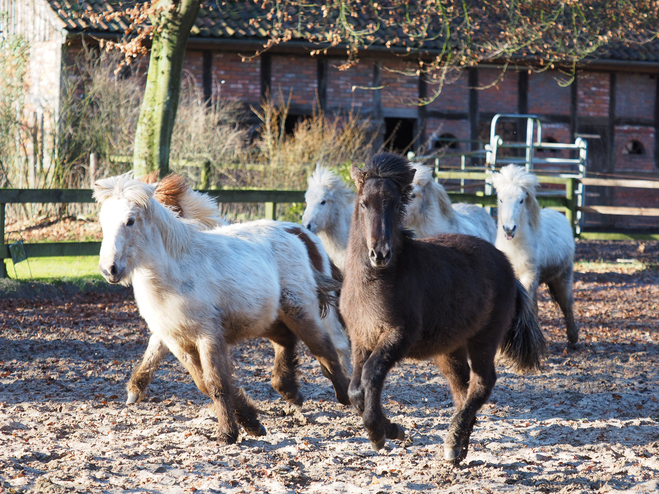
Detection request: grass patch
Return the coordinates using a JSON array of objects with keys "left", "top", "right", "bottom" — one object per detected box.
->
[{"left": 3, "top": 256, "right": 102, "bottom": 280}]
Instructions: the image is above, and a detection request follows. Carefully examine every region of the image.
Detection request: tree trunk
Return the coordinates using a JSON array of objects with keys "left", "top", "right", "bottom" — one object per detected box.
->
[{"left": 133, "top": 0, "right": 200, "bottom": 179}]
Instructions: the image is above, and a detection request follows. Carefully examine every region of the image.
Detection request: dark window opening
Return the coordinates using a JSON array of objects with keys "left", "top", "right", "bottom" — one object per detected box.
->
[
  {"left": 623, "top": 140, "right": 645, "bottom": 155},
  {"left": 384, "top": 118, "right": 416, "bottom": 154},
  {"left": 284, "top": 114, "right": 308, "bottom": 136},
  {"left": 434, "top": 133, "right": 459, "bottom": 151},
  {"left": 537, "top": 136, "right": 559, "bottom": 153}
]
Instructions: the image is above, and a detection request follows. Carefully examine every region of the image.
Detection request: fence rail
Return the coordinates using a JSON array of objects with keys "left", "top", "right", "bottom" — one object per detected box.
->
[
  {"left": 2, "top": 174, "right": 659, "bottom": 278},
  {"left": 0, "top": 188, "right": 305, "bottom": 278}
]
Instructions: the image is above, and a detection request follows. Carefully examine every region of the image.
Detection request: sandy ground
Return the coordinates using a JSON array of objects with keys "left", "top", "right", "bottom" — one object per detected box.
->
[{"left": 1, "top": 240, "right": 658, "bottom": 493}]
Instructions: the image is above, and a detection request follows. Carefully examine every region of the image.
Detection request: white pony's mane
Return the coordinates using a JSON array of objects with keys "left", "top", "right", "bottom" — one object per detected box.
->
[
  {"left": 94, "top": 173, "right": 193, "bottom": 258},
  {"left": 93, "top": 172, "right": 153, "bottom": 207},
  {"left": 308, "top": 166, "right": 354, "bottom": 205},
  {"left": 410, "top": 162, "right": 455, "bottom": 221},
  {"left": 492, "top": 165, "right": 541, "bottom": 230}
]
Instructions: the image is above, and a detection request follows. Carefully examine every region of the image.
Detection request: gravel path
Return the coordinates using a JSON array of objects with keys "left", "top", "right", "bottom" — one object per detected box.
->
[{"left": 1, "top": 240, "right": 658, "bottom": 493}]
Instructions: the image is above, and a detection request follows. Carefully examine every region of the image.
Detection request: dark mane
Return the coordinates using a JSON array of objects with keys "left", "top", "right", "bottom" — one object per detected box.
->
[{"left": 363, "top": 153, "right": 415, "bottom": 208}]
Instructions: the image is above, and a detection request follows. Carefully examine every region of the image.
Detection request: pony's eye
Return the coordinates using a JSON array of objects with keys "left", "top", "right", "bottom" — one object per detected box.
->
[
  {"left": 410, "top": 193, "right": 416, "bottom": 199},
  {"left": 499, "top": 198, "right": 503, "bottom": 203},
  {"left": 320, "top": 200, "right": 327, "bottom": 205},
  {"left": 519, "top": 198, "right": 524, "bottom": 204},
  {"left": 360, "top": 202, "right": 367, "bottom": 210},
  {"left": 126, "top": 218, "right": 135, "bottom": 226}
]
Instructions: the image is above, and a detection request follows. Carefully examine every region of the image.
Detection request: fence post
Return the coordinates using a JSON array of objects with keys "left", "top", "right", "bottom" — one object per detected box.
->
[
  {"left": 566, "top": 177, "right": 577, "bottom": 238},
  {"left": 200, "top": 159, "right": 211, "bottom": 190},
  {"left": 0, "top": 202, "right": 6, "bottom": 278},
  {"left": 265, "top": 202, "right": 277, "bottom": 221},
  {"left": 89, "top": 152, "right": 98, "bottom": 188}
]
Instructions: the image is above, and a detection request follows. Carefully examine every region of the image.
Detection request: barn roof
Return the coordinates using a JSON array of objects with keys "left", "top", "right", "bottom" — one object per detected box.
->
[{"left": 44, "top": 0, "right": 659, "bottom": 64}]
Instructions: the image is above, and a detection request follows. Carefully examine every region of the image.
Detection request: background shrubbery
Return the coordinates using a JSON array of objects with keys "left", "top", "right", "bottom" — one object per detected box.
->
[{"left": 0, "top": 41, "right": 374, "bottom": 223}]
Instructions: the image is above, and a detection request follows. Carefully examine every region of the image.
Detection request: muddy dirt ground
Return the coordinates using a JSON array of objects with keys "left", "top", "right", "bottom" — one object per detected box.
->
[{"left": 1, "top": 240, "right": 658, "bottom": 493}]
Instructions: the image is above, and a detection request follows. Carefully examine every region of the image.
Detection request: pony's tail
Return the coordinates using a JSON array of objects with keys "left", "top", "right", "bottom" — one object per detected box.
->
[
  {"left": 313, "top": 268, "right": 353, "bottom": 374},
  {"left": 498, "top": 280, "right": 546, "bottom": 373}
]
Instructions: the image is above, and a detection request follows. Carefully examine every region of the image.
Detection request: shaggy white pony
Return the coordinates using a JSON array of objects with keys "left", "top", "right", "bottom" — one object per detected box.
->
[{"left": 492, "top": 165, "right": 578, "bottom": 346}]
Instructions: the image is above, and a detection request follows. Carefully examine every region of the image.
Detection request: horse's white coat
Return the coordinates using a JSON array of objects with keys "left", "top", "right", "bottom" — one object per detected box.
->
[
  {"left": 302, "top": 166, "right": 355, "bottom": 272},
  {"left": 404, "top": 163, "right": 497, "bottom": 242},
  {"left": 491, "top": 165, "right": 574, "bottom": 293},
  {"left": 94, "top": 174, "right": 351, "bottom": 377},
  {"left": 492, "top": 165, "right": 578, "bottom": 344}
]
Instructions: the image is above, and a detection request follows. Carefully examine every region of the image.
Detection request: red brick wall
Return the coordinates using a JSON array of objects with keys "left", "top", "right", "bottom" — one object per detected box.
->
[
  {"left": 614, "top": 126, "right": 656, "bottom": 172},
  {"left": 425, "top": 71, "right": 469, "bottom": 113},
  {"left": 182, "top": 51, "right": 204, "bottom": 94},
  {"left": 528, "top": 70, "right": 571, "bottom": 116},
  {"left": 271, "top": 55, "right": 317, "bottom": 107},
  {"left": 211, "top": 52, "right": 260, "bottom": 103},
  {"left": 425, "top": 118, "right": 470, "bottom": 168},
  {"left": 326, "top": 59, "right": 374, "bottom": 111},
  {"left": 478, "top": 68, "right": 518, "bottom": 114},
  {"left": 616, "top": 73, "right": 656, "bottom": 120},
  {"left": 534, "top": 123, "right": 572, "bottom": 167},
  {"left": 612, "top": 188, "right": 659, "bottom": 229},
  {"left": 381, "top": 60, "right": 419, "bottom": 109},
  {"left": 577, "top": 72, "right": 610, "bottom": 118}
]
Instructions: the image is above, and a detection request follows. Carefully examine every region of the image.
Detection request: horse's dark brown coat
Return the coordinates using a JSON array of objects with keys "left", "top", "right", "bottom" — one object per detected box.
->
[{"left": 340, "top": 152, "right": 544, "bottom": 463}]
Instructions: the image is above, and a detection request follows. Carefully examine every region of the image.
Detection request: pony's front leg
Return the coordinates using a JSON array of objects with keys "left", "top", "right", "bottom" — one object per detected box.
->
[
  {"left": 348, "top": 345, "right": 371, "bottom": 415},
  {"left": 196, "top": 335, "right": 244, "bottom": 444},
  {"left": 361, "top": 330, "right": 409, "bottom": 451},
  {"left": 126, "top": 333, "right": 169, "bottom": 404}
]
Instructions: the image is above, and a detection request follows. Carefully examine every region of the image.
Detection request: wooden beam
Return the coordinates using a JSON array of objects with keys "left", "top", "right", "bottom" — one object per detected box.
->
[
  {"left": 579, "top": 205, "right": 659, "bottom": 216},
  {"left": 580, "top": 178, "right": 659, "bottom": 188}
]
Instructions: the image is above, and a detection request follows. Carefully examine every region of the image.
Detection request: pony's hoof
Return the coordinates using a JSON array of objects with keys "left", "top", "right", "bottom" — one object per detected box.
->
[
  {"left": 387, "top": 424, "right": 406, "bottom": 441},
  {"left": 370, "top": 437, "right": 386, "bottom": 451},
  {"left": 246, "top": 423, "right": 267, "bottom": 437},
  {"left": 217, "top": 430, "right": 239, "bottom": 445},
  {"left": 126, "top": 392, "right": 141, "bottom": 405},
  {"left": 443, "top": 446, "right": 463, "bottom": 464}
]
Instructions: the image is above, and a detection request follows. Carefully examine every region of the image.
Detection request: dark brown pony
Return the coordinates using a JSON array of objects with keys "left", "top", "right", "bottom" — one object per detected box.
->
[{"left": 340, "top": 153, "right": 546, "bottom": 464}]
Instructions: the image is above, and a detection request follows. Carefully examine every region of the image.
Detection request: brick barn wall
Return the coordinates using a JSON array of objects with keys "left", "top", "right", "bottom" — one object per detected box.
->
[
  {"left": 425, "top": 71, "right": 469, "bottom": 113},
  {"left": 381, "top": 60, "right": 419, "bottom": 110},
  {"left": 326, "top": 59, "right": 374, "bottom": 112},
  {"left": 271, "top": 55, "right": 318, "bottom": 108},
  {"left": 577, "top": 72, "right": 610, "bottom": 118},
  {"left": 211, "top": 52, "right": 260, "bottom": 103},
  {"left": 534, "top": 123, "right": 573, "bottom": 168},
  {"left": 528, "top": 70, "right": 571, "bottom": 116},
  {"left": 425, "top": 118, "right": 470, "bottom": 168},
  {"left": 616, "top": 73, "right": 656, "bottom": 120},
  {"left": 614, "top": 126, "right": 656, "bottom": 172},
  {"left": 182, "top": 51, "right": 205, "bottom": 94},
  {"left": 478, "top": 68, "right": 518, "bottom": 114}
]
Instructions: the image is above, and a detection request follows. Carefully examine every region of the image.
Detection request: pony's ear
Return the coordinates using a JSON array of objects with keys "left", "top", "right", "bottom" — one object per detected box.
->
[{"left": 351, "top": 164, "right": 367, "bottom": 191}]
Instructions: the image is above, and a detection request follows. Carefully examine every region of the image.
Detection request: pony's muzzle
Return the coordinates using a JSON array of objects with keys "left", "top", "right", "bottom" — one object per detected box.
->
[
  {"left": 303, "top": 221, "right": 316, "bottom": 233},
  {"left": 503, "top": 224, "right": 517, "bottom": 240},
  {"left": 369, "top": 246, "right": 391, "bottom": 268},
  {"left": 99, "top": 262, "right": 125, "bottom": 284}
]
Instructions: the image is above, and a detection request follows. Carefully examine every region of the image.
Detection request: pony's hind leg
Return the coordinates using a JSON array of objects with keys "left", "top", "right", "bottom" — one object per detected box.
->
[
  {"left": 232, "top": 386, "right": 266, "bottom": 437},
  {"left": 434, "top": 347, "right": 471, "bottom": 410},
  {"left": 126, "top": 333, "right": 169, "bottom": 404},
  {"left": 265, "top": 322, "right": 303, "bottom": 406},
  {"left": 443, "top": 341, "right": 498, "bottom": 465},
  {"left": 546, "top": 269, "right": 578, "bottom": 346},
  {"left": 278, "top": 310, "right": 350, "bottom": 406}
]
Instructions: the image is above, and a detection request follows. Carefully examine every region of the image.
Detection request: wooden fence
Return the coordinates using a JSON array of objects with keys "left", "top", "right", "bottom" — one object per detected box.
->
[
  {"left": 2, "top": 174, "right": 659, "bottom": 278},
  {"left": 0, "top": 188, "right": 304, "bottom": 278}
]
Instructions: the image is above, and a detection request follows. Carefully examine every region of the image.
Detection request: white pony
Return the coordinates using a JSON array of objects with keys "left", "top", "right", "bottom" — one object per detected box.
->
[
  {"left": 134, "top": 173, "right": 352, "bottom": 385},
  {"left": 94, "top": 174, "right": 351, "bottom": 444},
  {"left": 491, "top": 165, "right": 578, "bottom": 345},
  {"left": 302, "top": 166, "right": 355, "bottom": 272},
  {"left": 404, "top": 162, "right": 497, "bottom": 243}
]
